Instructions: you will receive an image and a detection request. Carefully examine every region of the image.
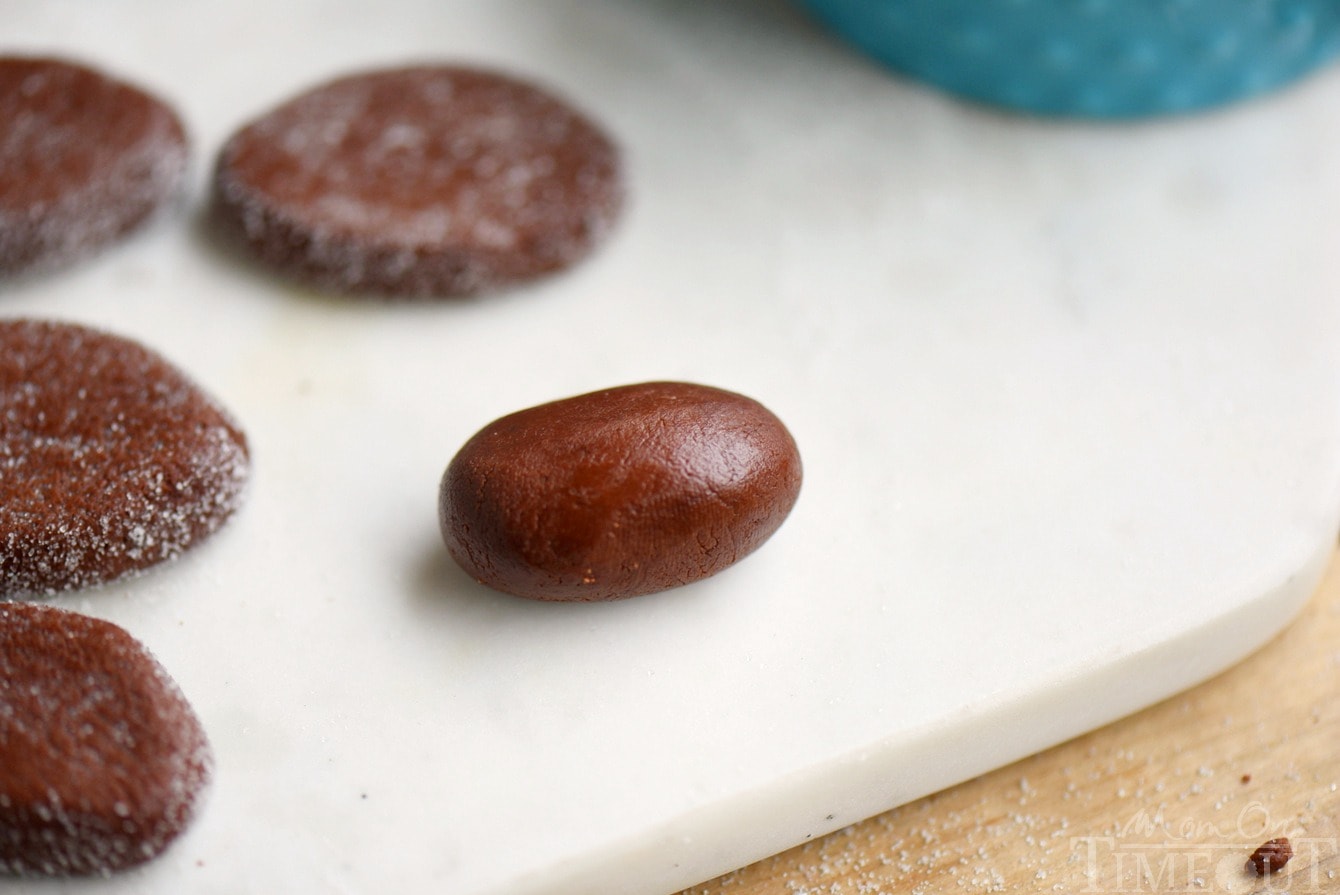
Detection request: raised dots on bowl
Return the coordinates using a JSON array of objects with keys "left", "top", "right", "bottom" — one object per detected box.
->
[
  {"left": 794, "top": 0, "right": 1340, "bottom": 117},
  {"left": 1196, "top": 27, "right": 1243, "bottom": 65},
  {"left": 1158, "top": 80, "right": 1200, "bottom": 112},
  {"left": 1275, "top": 5, "right": 1316, "bottom": 44},
  {"left": 1118, "top": 38, "right": 1163, "bottom": 74},
  {"left": 1039, "top": 37, "right": 1080, "bottom": 72},
  {"left": 955, "top": 26, "right": 996, "bottom": 55}
]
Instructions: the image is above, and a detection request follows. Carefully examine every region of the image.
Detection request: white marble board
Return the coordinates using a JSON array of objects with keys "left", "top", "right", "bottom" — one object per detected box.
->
[{"left": 6, "top": 1, "right": 1340, "bottom": 893}]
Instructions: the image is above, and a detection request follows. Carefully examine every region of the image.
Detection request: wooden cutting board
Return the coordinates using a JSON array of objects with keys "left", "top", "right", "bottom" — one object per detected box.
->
[
  {"left": 5, "top": 2, "right": 1340, "bottom": 893},
  {"left": 681, "top": 549, "right": 1340, "bottom": 894}
]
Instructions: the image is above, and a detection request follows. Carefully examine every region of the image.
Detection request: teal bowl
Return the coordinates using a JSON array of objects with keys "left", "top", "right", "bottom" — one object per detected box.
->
[{"left": 795, "top": 0, "right": 1340, "bottom": 117}]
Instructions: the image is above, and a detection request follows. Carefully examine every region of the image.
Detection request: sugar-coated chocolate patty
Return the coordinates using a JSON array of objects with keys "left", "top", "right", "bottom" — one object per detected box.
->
[
  {"left": 0, "top": 56, "right": 188, "bottom": 275},
  {"left": 0, "top": 602, "right": 211, "bottom": 875},
  {"left": 213, "top": 64, "right": 624, "bottom": 298},
  {"left": 0, "top": 320, "right": 250, "bottom": 597}
]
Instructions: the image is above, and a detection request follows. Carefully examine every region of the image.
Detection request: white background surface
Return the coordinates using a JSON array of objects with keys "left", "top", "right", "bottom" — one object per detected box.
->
[{"left": 5, "top": 2, "right": 1340, "bottom": 893}]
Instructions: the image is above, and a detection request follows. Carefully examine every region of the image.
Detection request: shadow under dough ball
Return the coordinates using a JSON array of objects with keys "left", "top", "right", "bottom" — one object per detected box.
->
[{"left": 212, "top": 64, "right": 624, "bottom": 298}]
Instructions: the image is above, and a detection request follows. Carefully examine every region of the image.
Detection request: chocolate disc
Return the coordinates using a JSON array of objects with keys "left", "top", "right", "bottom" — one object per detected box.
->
[
  {"left": 0, "top": 56, "right": 188, "bottom": 275},
  {"left": 0, "top": 602, "right": 211, "bottom": 875},
  {"left": 212, "top": 64, "right": 624, "bottom": 297},
  {"left": 0, "top": 320, "right": 250, "bottom": 597}
]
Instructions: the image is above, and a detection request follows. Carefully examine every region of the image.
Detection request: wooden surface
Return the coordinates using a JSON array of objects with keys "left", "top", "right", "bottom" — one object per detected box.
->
[{"left": 680, "top": 548, "right": 1340, "bottom": 895}]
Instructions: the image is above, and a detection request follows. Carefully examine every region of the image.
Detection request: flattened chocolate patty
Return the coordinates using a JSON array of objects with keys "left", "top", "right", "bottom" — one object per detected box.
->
[
  {"left": 0, "top": 602, "right": 211, "bottom": 875},
  {"left": 0, "top": 320, "right": 250, "bottom": 597},
  {"left": 213, "top": 64, "right": 624, "bottom": 297},
  {"left": 0, "top": 56, "right": 188, "bottom": 275}
]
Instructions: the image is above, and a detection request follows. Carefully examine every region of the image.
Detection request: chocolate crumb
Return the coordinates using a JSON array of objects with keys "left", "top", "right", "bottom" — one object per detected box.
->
[
  {"left": 1246, "top": 837, "right": 1292, "bottom": 875},
  {"left": 1240, "top": 773, "right": 1251, "bottom": 784}
]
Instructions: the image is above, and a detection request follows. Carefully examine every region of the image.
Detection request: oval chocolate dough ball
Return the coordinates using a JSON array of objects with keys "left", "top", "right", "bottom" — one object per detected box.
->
[
  {"left": 439, "top": 382, "right": 802, "bottom": 601},
  {"left": 0, "top": 602, "right": 211, "bottom": 875}
]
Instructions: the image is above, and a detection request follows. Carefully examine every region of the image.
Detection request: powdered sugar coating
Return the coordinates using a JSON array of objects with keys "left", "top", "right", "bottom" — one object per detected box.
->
[
  {"left": 0, "top": 57, "right": 188, "bottom": 275},
  {"left": 0, "top": 602, "right": 211, "bottom": 875},
  {"left": 212, "top": 64, "right": 624, "bottom": 297},
  {"left": 0, "top": 320, "right": 250, "bottom": 598}
]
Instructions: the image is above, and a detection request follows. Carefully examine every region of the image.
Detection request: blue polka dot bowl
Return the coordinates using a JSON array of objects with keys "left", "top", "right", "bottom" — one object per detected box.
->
[{"left": 794, "top": 0, "right": 1340, "bottom": 117}]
